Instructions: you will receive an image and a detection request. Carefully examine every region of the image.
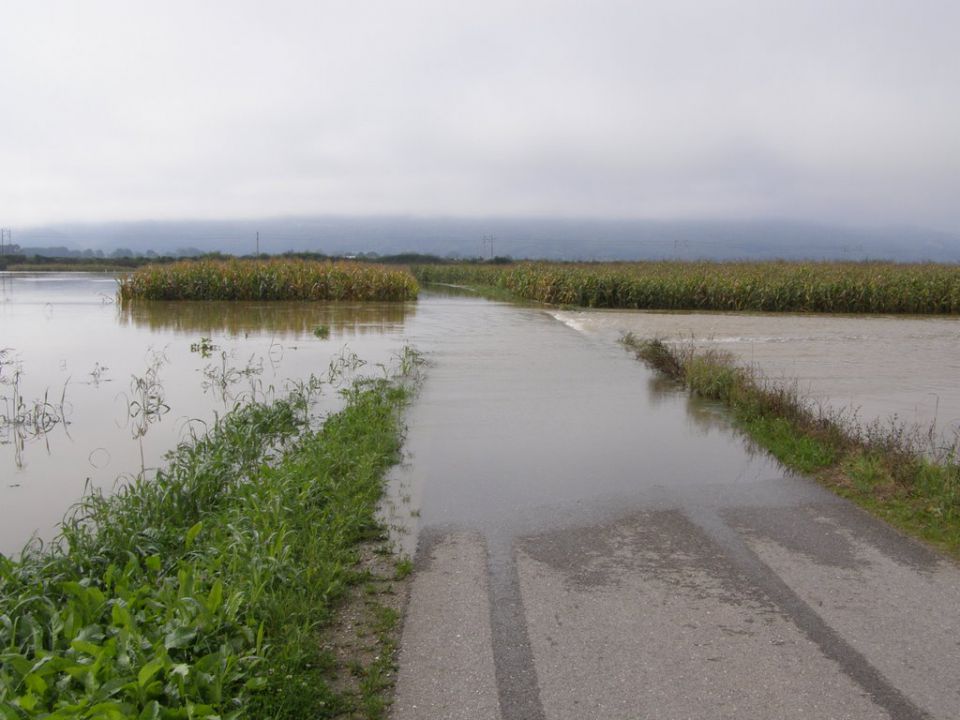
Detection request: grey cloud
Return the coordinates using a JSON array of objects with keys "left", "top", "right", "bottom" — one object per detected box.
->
[{"left": 1, "top": 0, "right": 958, "bottom": 231}]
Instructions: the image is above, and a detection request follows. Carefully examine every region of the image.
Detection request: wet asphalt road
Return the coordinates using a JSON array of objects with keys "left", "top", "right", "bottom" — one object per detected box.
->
[{"left": 388, "top": 296, "right": 960, "bottom": 720}]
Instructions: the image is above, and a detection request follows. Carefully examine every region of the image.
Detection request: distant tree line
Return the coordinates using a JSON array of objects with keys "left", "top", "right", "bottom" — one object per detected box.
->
[{"left": 0, "top": 246, "right": 515, "bottom": 271}]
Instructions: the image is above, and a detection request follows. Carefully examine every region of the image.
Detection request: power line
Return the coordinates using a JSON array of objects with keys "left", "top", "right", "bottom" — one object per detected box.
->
[{"left": 482, "top": 234, "right": 496, "bottom": 259}]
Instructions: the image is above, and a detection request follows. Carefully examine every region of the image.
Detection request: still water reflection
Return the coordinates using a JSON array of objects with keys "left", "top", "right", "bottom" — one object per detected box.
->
[
  {"left": 0, "top": 273, "right": 415, "bottom": 555},
  {"left": 119, "top": 299, "right": 412, "bottom": 337},
  {"left": 4, "top": 273, "right": 956, "bottom": 560}
]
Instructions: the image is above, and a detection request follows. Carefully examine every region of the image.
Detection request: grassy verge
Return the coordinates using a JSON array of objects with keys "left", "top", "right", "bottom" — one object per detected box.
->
[
  {"left": 1, "top": 358, "right": 419, "bottom": 718},
  {"left": 413, "top": 261, "right": 960, "bottom": 314},
  {"left": 119, "top": 260, "right": 419, "bottom": 302},
  {"left": 621, "top": 334, "right": 960, "bottom": 557}
]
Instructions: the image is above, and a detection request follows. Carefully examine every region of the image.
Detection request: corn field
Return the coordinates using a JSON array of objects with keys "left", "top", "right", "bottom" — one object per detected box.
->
[
  {"left": 413, "top": 261, "right": 960, "bottom": 313},
  {"left": 118, "top": 259, "right": 419, "bottom": 302}
]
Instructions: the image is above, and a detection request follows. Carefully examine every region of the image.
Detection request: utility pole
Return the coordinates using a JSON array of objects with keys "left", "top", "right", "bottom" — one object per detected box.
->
[
  {"left": 256, "top": 231, "right": 260, "bottom": 257},
  {"left": 0, "top": 228, "right": 11, "bottom": 256},
  {"left": 482, "top": 234, "right": 495, "bottom": 259}
]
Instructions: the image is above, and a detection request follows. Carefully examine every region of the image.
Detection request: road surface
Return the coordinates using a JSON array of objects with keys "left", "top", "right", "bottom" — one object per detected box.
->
[{"left": 387, "top": 295, "right": 960, "bottom": 720}]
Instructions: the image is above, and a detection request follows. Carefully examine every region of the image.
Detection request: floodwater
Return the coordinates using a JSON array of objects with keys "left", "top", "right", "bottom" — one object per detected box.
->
[
  {"left": 6, "top": 275, "right": 959, "bottom": 718},
  {"left": 388, "top": 297, "right": 783, "bottom": 546},
  {"left": 3, "top": 273, "right": 958, "bottom": 558},
  {"left": 388, "top": 292, "right": 960, "bottom": 720},
  {"left": 0, "top": 272, "right": 416, "bottom": 556},
  {"left": 553, "top": 308, "right": 960, "bottom": 445}
]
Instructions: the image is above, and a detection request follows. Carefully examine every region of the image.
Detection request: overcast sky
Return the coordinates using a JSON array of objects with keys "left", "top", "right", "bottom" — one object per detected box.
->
[{"left": 2, "top": 1, "right": 958, "bottom": 231}]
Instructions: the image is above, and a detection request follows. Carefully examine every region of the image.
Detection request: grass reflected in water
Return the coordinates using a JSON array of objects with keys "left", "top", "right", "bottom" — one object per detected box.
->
[{"left": 119, "top": 299, "right": 415, "bottom": 338}]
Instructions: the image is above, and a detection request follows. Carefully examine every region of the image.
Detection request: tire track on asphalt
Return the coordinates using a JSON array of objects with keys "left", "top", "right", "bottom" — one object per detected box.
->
[{"left": 685, "top": 506, "right": 931, "bottom": 720}]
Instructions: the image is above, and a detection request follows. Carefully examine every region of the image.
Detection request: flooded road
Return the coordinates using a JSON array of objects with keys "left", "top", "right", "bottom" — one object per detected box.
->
[
  {"left": 392, "top": 295, "right": 782, "bottom": 538},
  {"left": 393, "top": 293, "right": 960, "bottom": 720},
  {"left": 3, "top": 274, "right": 958, "bottom": 718}
]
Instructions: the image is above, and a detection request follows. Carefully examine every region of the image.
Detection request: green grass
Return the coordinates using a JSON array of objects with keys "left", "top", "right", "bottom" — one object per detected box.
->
[
  {"left": 393, "top": 559, "right": 413, "bottom": 580},
  {"left": 1, "top": 359, "right": 419, "bottom": 718},
  {"left": 414, "top": 260, "right": 960, "bottom": 314},
  {"left": 119, "top": 259, "right": 419, "bottom": 302},
  {"left": 740, "top": 416, "right": 838, "bottom": 474},
  {"left": 621, "top": 335, "right": 960, "bottom": 557}
]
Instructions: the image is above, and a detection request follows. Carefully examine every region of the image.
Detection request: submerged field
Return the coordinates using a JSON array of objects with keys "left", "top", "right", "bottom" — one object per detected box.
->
[
  {"left": 0, "top": 361, "right": 418, "bottom": 719},
  {"left": 119, "top": 259, "right": 419, "bottom": 302},
  {"left": 413, "top": 261, "right": 960, "bottom": 313}
]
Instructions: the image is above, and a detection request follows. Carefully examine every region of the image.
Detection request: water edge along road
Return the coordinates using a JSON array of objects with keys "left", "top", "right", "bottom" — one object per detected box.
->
[{"left": 389, "top": 293, "right": 960, "bottom": 720}]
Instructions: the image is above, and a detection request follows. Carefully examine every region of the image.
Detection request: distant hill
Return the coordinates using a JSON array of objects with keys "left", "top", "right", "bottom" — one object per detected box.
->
[{"left": 9, "top": 217, "right": 960, "bottom": 262}]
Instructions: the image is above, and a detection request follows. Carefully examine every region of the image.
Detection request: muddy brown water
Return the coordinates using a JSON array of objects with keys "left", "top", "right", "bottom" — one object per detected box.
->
[
  {"left": 3, "top": 273, "right": 958, "bottom": 560},
  {"left": 0, "top": 272, "right": 416, "bottom": 555},
  {"left": 6, "top": 274, "right": 960, "bottom": 717},
  {"left": 552, "top": 307, "right": 960, "bottom": 445},
  {"left": 386, "top": 291, "right": 960, "bottom": 720}
]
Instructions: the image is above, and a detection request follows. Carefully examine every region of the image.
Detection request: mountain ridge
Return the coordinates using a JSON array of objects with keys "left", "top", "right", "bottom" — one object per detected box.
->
[{"left": 9, "top": 216, "right": 960, "bottom": 262}]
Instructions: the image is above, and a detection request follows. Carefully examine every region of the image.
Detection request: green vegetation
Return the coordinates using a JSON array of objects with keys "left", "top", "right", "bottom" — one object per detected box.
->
[
  {"left": 118, "top": 260, "right": 419, "bottom": 302},
  {"left": 393, "top": 559, "right": 413, "bottom": 580},
  {"left": 621, "top": 335, "right": 960, "bottom": 556},
  {"left": 413, "top": 261, "right": 960, "bottom": 314},
  {"left": 189, "top": 337, "right": 219, "bottom": 358},
  {"left": 1, "top": 357, "right": 419, "bottom": 718}
]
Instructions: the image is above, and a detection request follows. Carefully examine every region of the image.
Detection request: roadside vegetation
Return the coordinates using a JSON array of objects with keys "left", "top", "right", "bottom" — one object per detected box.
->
[
  {"left": 0, "top": 351, "right": 421, "bottom": 718},
  {"left": 621, "top": 334, "right": 960, "bottom": 557},
  {"left": 413, "top": 261, "right": 960, "bottom": 314},
  {"left": 118, "top": 260, "right": 419, "bottom": 302}
]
